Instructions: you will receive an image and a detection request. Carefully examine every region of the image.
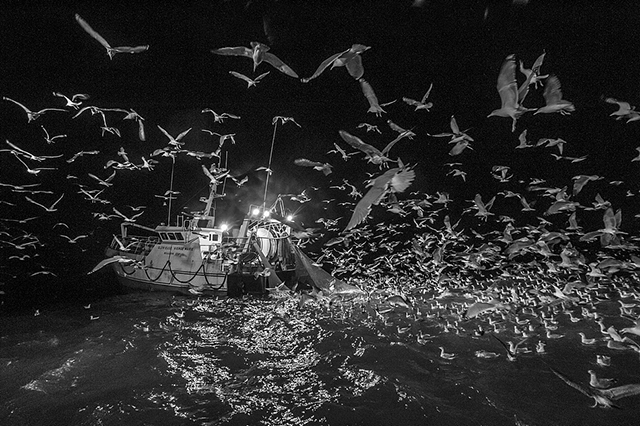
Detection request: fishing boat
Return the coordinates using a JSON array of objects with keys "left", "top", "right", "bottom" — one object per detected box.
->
[{"left": 103, "top": 159, "right": 300, "bottom": 297}]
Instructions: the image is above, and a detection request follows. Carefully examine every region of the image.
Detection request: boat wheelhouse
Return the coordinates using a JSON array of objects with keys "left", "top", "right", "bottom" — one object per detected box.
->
[{"left": 104, "top": 162, "right": 299, "bottom": 296}]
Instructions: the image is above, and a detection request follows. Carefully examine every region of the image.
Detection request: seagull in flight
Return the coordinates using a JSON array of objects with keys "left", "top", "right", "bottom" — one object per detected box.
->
[
  {"left": 402, "top": 83, "right": 434, "bottom": 111},
  {"left": 518, "top": 52, "right": 548, "bottom": 88},
  {"left": 211, "top": 41, "right": 298, "bottom": 78},
  {"left": 229, "top": 71, "right": 270, "bottom": 88},
  {"left": 550, "top": 366, "right": 640, "bottom": 409},
  {"left": 67, "top": 150, "right": 100, "bottom": 163},
  {"left": 302, "top": 44, "right": 370, "bottom": 82},
  {"left": 604, "top": 97, "right": 637, "bottom": 121},
  {"left": 157, "top": 125, "right": 192, "bottom": 148},
  {"left": 25, "top": 194, "right": 64, "bottom": 212},
  {"left": 52, "top": 92, "right": 90, "bottom": 109},
  {"left": 535, "top": 75, "right": 575, "bottom": 115},
  {"left": 3, "top": 140, "right": 63, "bottom": 162},
  {"left": 201, "top": 109, "right": 240, "bottom": 123},
  {"left": 357, "top": 123, "right": 382, "bottom": 134},
  {"left": 40, "top": 126, "right": 67, "bottom": 144},
  {"left": 60, "top": 234, "right": 89, "bottom": 244},
  {"left": 338, "top": 130, "right": 391, "bottom": 166},
  {"left": 344, "top": 161, "right": 415, "bottom": 231},
  {"left": 112, "top": 207, "right": 144, "bottom": 223},
  {"left": 294, "top": 158, "right": 333, "bottom": 175},
  {"left": 75, "top": 13, "right": 149, "bottom": 60},
  {"left": 430, "top": 115, "right": 474, "bottom": 144},
  {"left": 88, "top": 170, "right": 117, "bottom": 187},
  {"left": 11, "top": 153, "right": 57, "bottom": 175},
  {"left": 488, "top": 54, "right": 536, "bottom": 131},
  {"left": 358, "top": 78, "right": 386, "bottom": 116},
  {"left": 2, "top": 97, "right": 67, "bottom": 122}
]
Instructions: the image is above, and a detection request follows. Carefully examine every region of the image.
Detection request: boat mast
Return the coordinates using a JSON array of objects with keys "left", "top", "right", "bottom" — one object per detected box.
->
[
  {"left": 262, "top": 118, "right": 279, "bottom": 210},
  {"left": 166, "top": 155, "right": 176, "bottom": 225}
]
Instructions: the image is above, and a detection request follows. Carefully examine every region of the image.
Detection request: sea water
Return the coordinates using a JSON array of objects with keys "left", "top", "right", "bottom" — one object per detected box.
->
[{"left": 1, "top": 289, "right": 639, "bottom": 426}]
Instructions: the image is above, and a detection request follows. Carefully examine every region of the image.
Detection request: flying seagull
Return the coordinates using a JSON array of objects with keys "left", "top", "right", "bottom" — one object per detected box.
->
[
  {"left": 25, "top": 193, "right": 64, "bottom": 212},
  {"left": 294, "top": 158, "right": 333, "bottom": 175},
  {"left": 3, "top": 97, "right": 67, "bottom": 122},
  {"left": 229, "top": 71, "right": 270, "bottom": 88},
  {"left": 157, "top": 125, "right": 192, "bottom": 148},
  {"left": 88, "top": 255, "right": 139, "bottom": 274},
  {"left": 211, "top": 41, "right": 298, "bottom": 78},
  {"left": 75, "top": 13, "right": 149, "bottom": 60},
  {"left": 338, "top": 130, "right": 391, "bottom": 165},
  {"left": 344, "top": 161, "right": 415, "bottom": 231},
  {"left": 550, "top": 366, "right": 640, "bottom": 409},
  {"left": 518, "top": 52, "right": 548, "bottom": 88},
  {"left": 201, "top": 109, "right": 241, "bottom": 123},
  {"left": 402, "top": 83, "right": 434, "bottom": 111},
  {"left": 301, "top": 44, "right": 370, "bottom": 82},
  {"left": 488, "top": 54, "right": 536, "bottom": 131},
  {"left": 52, "top": 92, "right": 90, "bottom": 109},
  {"left": 535, "top": 75, "right": 575, "bottom": 115},
  {"left": 358, "top": 78, "right": 386, "bottom": 116}
]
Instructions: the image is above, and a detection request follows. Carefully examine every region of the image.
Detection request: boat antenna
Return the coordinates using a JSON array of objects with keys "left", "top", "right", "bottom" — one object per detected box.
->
[
  {"left": 263, "top": 116, "right": 300, "bottom": 210},
  {"left": 166, "top": 154, "right": 176, "bottom": 225}
]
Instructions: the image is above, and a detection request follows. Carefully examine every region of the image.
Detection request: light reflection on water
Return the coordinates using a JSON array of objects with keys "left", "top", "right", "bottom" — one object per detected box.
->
[{"left": 1, "top": 290, "right": 640, "bottom": 425}]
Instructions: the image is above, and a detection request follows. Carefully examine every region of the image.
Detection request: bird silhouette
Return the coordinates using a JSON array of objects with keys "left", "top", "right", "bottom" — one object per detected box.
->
[
  {"left": 488, "top": 54, "right": 536, "bottom": 131},
  {"left": 302, "top": 44, "right": 370, "bottom": 82},
  {"left": 344, "top": 161, "right": 415, "bottom": 231},
  {"left": 211, "top": 41, "right": 298, "bottom": 78},
  {"left": 75, "top": 14, "right": 148, "bottom": 60},
  {"left": 338, "top": 130, "right": 390, "bottom": 165},
  {"left": 229, "top": 71, "right": 270, "bottom": 88},
  {"left": 535, "top": 75, "right": 575, "bottom": 115}
]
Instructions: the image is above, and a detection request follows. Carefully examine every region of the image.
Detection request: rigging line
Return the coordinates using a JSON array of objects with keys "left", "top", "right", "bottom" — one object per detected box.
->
[
  {"left": 221, "top": 151, "right": 228, "bottom": 196},
  {"left": 263, "top": 118, "right": 279, "bottom": 209}
]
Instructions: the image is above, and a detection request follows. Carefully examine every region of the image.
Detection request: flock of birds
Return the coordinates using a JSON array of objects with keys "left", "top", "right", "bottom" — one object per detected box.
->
[{"left": 3, "top": 10, "right": 640, "bottom": 412}]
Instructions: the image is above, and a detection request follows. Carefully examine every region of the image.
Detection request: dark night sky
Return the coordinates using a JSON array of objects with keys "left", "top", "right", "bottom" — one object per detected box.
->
[{"left": 2, "top": 1, "right": 640, "bottom": 302}]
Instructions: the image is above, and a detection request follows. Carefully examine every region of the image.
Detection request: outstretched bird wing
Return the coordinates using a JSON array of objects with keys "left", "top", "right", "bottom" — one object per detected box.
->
[
  {"left": 339, "top": 130, "right": 384, "bottom": 160},
  {"left": 229, "top": 71, "right": 255, "bottom": 85},
  {"left": 302, "top": 49, "right": 348, "bottom": 82},
  {"left": 75, "top": 14, "right": 111, "bottom": 50},
  {"left": 601, "top": 384, "right": 640, "bottom": 401},
  {"left": 263, "top": 52, "right": 298, "bottom": 78},
  {"left": 517, "top": 52, "right": 545, "bottom": 103},
  {"left": 344, "top": 175, "right": 393, "bottom": 231},
  {"left": 389, "top": 167, "right": 415, "bottom": 193},
  {"left": 344, "top": 53, "right": 365, "bottom": 80},
  {"left": 345, "top": 166, "right": 414, "bottom": 231},
  {"left": 550, "top": 367, "right": 595, "bottom": 398},
  {"left": 543, "top": 75, "right": 563, "bottom": 106},
  {"left": 294, "top": 158, "right": 322, "bottom": 168},
  {"left": 211, "top": 46, "right": 253, "bottom": 58},
  {"left": 496, "top": 55, "right": 518, "bottom": 110}
]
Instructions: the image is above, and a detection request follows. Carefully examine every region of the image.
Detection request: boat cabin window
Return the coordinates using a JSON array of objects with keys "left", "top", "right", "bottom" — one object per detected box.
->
[
  {"left": 159, "top": 233, "right": 168, "bottom": 240},
  {"left": 209, "top": 234, "right": 219, "bottom": 242},
  {"left": 174, "top": 233, "right": 184, "bottom": 241},
  {"left": 167, "top": 233, "right": 177, "bottom": 241}
]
